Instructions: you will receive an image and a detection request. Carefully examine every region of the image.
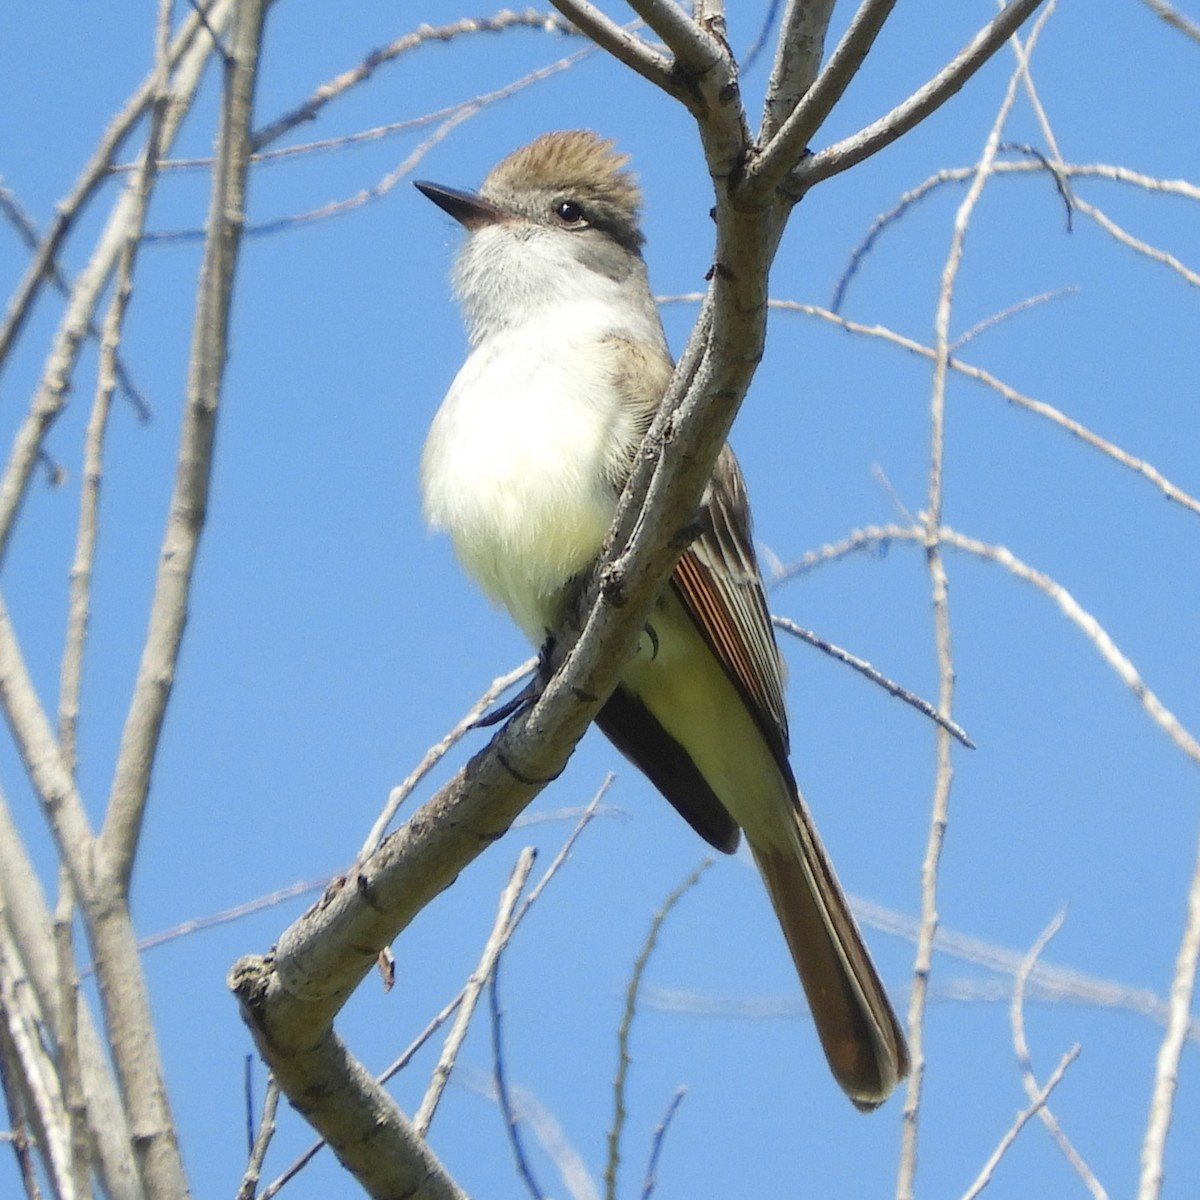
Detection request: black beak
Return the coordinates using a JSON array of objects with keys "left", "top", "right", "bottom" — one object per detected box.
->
[{"left": 414, "top": 181, "right": 505, "bottom": 230}]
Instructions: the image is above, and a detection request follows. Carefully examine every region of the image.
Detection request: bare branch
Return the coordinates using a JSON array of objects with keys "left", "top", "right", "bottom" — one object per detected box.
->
[
  {"left": 639, "top": 1086, "right": 686, "bottom": 1200},
  {"left": 0, "top": 181, "right": 150, "bottom": 418},
  {"left": 1009, "top": 10, "right": 1200, "bottom": 298},
  {"left": 52, "top": 873, "right": 90, "bottom": 1200},
  {"left": 361, "top": 659, "right": 534, "bottom": 858},
  {"left": 253, "top": 10, "right": 581, "bottom": 150},
  {"left": 898, "top": 16, "right": 1048, "bottom": 1183},
  {"left": 99, "top": 0, "right": 267, "bottom": 891},
  {"left": 0, "top": 920, "right": 72, "bottom": 1197},
  {"left": 605, "top": 862, "right": 710, "bottom": 1200},
  {"left": 1138, "top": 824, "right": 1200, "bottom": 1200},
  {"left": 740, "top": 297, "right": 1200, "bottom": 516},
  {"left": 771, "top": 615, "right": 975, "bottom": 747},
  {"left": 0, "top": 1012, "right": 44, "bottom": 1200},
  {"left": 960, "top": 1045, "right": 1081, "bottom": 1200},
  {"left": 784, "top": 522, "right": 1200, "bottom": 768},
  {"left": 0, "top": 0, "right": 229, "bottom": 375},
  {"left": 0, "top": 796, "right": 141, "bottom": 1199},
  {"left": 755, "top": 0, "right": 900, "bottom": 188},
  {"left": 784, "top": 0, "right": 1046, "bottom": 192},
  {"left": 622, "top": 0, "right": 722, "bottom": 74},
  {"left": 761, "top": 0, "right": 835, "bottom": 140},
  {"left": 236, "top": 1078, "right": 280, "bottom": 1200},
  {"left": 0, "top": 593, "right": 96, "bottom": 878},
  {"left": 547, "top": 0, "right": 679, "bottom": 98},
  {"left": 59, "top": 0, "right": 174, "bottom": 776},
  {"left": 1139, "top": 0, "right": 1200, "bottom": 43},
  {"left": 489, "top": 965, "right": 548, "bottom": 1200},
  {"left": 1010, "top": 914, "right": 1108, "bottom": 1199},
  {"left": 413, "top": 848, "right": 536, "bottom": 1136},
  {"left": 0, "top": 0, "right": 235, "bottom": 567},
  {"left": 145, "top": 45, "right": 598, "bottom": 243},
  {"left": 833, "top": 159, "right": 1199, "bottom": 311}
]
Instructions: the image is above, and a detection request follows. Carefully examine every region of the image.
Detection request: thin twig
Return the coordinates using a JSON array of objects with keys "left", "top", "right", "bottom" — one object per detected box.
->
[
  {"left": 944, "top": 527, "right": 1200, "bottom": 767},
  {"left": 950, "top": 285, "right": 1078, "bottom": 351},
  {"left": 0, "top": 182, "right": 150, "bottom": 418},
  {"left": 413, "top": 848, "right": 536, "bottom": 1136},
  {"left": 772, "top": 614, "right": 974, "bottom": 747},
  {"left": 782, "top": 521, "right": 1200, "bottom": 768},
  {"left": 0, "top": 0, "right": 226, "bottom": 374},
  {"left": 1137, "top": 823, "right": 1200, "bottom": 1200},
  {"left": 98, "top": 0, "right": 266, "bottom": 890},
  {"left": 236, "top": 1076, "right": 281, "bottom": 1200},
  {"left": 360, "top": 659, "right": 534, "bottom": 858},
  {"left": 833, "top": 158, "right": 1200, "bottom": 309},
  {"left": 1010, "top": 913, "right": 1108, "bottom": 1199},
  {"left": 1010, "top": 4, "right": 1200, "bottom": 294},
  {"left": 133, "top": 876, "right": 328, "bottom": 957},
  {"left": 959, "top": 1045, "right": 1081, "bottom": 1200},
  {"left": 899, "top": 9, "right": 1051, "bottom": 1189},
  {"left": 661, "top": 293, "right": 1200, "bottom": 519},
  {"left": 605, "top": 861, "right": 710, "bottom": 1200},
  {"left": 151, "top": 43, "right": 598, "bottom": 244},
  {"left": 511, "top": 777, "right": 611, "bottom": 923},
  {"left": 489, "top": 964, "right": 548, "bottom": 1200},
  {"left": 639, "top": 1086, "right": 686, "bottom": 1200},
  {"left": 0, "top": 0, "right": 235, "bottom": 567},
  {"left": 253, "top": 10, "right": 581, "bottom": 151},
  {"left": 58, "top": 0, "right": 174, "bottom": 775},
  {"left": 1139, "top": 0, "right": 1200, "bottom": 44}
]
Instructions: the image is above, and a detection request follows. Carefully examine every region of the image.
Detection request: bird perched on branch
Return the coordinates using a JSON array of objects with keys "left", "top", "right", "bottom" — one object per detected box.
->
[{"left": 416, "top": 129, "right": 909, "bottom": 1109}]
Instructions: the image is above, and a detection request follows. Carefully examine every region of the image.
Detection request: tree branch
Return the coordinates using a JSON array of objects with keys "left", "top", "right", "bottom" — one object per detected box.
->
[
  {"left": 0, "top": 796, "right": 141, "bottom": 1199},
  {"left": 1138, "top": 823, "right": 1200, "bottom": 1200},
  {"left": 760, "top": 0, "right": 836, "bottom": 141},
  {"left": 756, "top": 0, "right": 899, "bottom": 187},
  {"left": 623, "top": 0, "right": 722, "bottom": 74},
  {"left": 547, "top": 0, "right": 680, "bottom": 98},
  {"left": 0, "top": 0, "right": 235, "bottom": 567},
  {"left": 0, "top": 0, "right": 228, "bottom": 376},
  {"left": 778, "top": 0, "right": 1046, "bottom": 193},
  {"left": 98, "top": 0, "right": 264, "bottom": 891}
]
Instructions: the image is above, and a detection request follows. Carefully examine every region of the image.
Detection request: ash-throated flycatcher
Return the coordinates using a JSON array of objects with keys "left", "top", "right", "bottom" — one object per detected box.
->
[{"left": 416, "top": 130, "right": 909, "bottom": 1109}]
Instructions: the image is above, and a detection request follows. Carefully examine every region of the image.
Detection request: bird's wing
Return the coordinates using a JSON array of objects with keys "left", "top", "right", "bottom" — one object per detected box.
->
[{"left": 671, "top": 444, "right": 791, "bottom": 766}]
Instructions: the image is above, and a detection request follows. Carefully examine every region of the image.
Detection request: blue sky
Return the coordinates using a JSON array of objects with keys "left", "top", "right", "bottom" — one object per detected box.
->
[{"left": 2, "top": 1, "right": 1198, "bottom": 1197}]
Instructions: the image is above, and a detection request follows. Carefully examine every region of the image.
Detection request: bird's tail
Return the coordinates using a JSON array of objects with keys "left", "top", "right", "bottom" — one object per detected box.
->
[{"left": 749, "top": 793, "right": 910, "bottom": 1110}]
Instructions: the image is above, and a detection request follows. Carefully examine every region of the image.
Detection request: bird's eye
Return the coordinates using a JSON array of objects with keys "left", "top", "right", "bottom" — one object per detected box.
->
[{"left": 555, "top": 200, "right": 586, "bottom": 225}]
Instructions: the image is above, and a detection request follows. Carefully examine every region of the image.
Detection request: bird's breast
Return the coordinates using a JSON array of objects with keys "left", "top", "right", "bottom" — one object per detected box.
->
[{"left": 421, "top": 327, "right": 631, "bottom": 641}]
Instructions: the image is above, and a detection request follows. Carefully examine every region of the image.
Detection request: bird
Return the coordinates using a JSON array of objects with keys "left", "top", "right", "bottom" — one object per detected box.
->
[{"left": 415, "top": 129, "right": 909, "bottom": 1109}]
